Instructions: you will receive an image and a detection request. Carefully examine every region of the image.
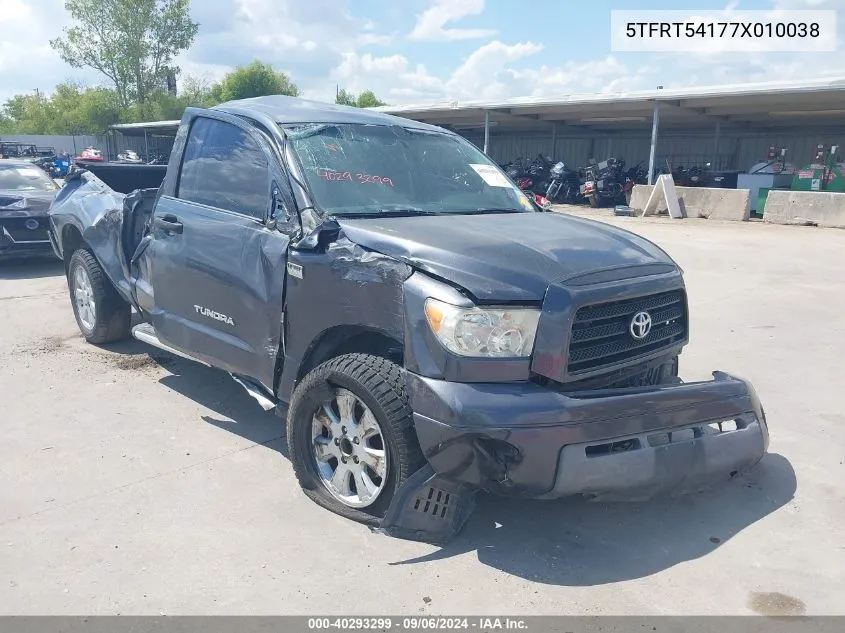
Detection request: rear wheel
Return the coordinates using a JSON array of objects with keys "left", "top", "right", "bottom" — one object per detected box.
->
[
  {"left": 67, "top": 249, "right": 131, "bottom": 344},
  {"left": 287, "top": 353, "right": 426, "bottom": 525}
]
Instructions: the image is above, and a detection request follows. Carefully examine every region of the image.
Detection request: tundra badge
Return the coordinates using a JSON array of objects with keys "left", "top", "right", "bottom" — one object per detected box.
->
[
  {"left": 287, "top": 262, "right": 303, "bottom": 279},
  {"left": 194, "top": 305, "right": 235, "bottom": 326}
]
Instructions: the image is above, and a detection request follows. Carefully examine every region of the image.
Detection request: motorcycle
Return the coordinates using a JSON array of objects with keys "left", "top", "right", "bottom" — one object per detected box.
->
[
  {"left": 580, "top": 157, "right": 626, "bottom": 207},
  {"left": 621, "top": 161, "right": 648, "bottom": 204},
  {"left": 32, "top": 153, "right": 72, "bottom": 179},
  {"left": 545, "top": 161, "right": 583, "bottom": 204},
  {"left": 507, "top": 169, "right": 552, "bottom": 210}
]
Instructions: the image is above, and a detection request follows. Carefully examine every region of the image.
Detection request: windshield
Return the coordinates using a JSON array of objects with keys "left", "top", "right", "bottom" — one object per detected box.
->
[
  {"left": 0, "top": 164, "right": 59, "bottom": 191},
  {"left": 285, "top": 123, "right": 535, "bottom": 216}
]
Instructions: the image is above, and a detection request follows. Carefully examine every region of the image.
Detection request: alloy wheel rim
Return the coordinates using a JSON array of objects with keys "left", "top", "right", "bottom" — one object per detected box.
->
[
  {"left": 311, "top": 388, "right": 388, "bottom": 508},
  {"left": 73, "top": 266, "right": 96, "bottom": 332}
]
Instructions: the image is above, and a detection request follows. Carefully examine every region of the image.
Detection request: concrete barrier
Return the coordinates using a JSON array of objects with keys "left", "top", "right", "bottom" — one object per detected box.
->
[
  {"left": 629, "top": 184, "right": 751, "bottom": 221},
  {"left": 763, "top": 190, "right": 845, "bottom": 229}
]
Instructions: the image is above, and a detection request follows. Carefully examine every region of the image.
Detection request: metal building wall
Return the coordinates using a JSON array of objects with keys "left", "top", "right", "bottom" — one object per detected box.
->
[
  {"left": 466, "top": 126, "right": 845, "bottom": 172},
  {"left": 0, "top": 134, "right": 104, "bottom": 156},
  {"left": 1, "top": 132, "right": 178, "bottom": 162}
]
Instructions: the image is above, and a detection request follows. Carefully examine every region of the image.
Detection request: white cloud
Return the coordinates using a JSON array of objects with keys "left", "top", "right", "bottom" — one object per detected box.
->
[
  {"left": 2, "top": 0, "right": 845, "bottom": 112},
  {"left": 357, "top": 32, "right": 396, "bottom": 46},
  {"left": 445, "top": 40, "right": 543, "bottom": 99},
  {"left": 0, "top": 0, "right": 104, "bottom": 103},
  {"left": 408, "top": 0, "right": 496, "bottom": 41}
]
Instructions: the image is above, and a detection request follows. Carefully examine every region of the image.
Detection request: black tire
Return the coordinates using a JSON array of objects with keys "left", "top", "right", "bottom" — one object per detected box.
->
[
  {"left": 286, "top": 353, "right": 426, "bottom": 526},
  {"left": 67, "top": 248, "right": 131, "bottom": 344}
]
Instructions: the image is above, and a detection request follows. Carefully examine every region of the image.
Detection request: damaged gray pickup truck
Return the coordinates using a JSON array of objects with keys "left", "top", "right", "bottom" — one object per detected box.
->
[{"left": 48, "top": 96, "right": 769, "bottom": 543}]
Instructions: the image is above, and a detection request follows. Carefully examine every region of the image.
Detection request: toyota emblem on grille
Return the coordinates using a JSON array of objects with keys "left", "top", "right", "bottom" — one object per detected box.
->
[{"left": 629, "top": 311, "right": 652, "bottom": 340}]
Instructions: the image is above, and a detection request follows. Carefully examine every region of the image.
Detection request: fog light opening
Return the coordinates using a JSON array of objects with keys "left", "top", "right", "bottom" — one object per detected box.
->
[{"left": 586, "top": 438, "right": 641, "bottom": 457}]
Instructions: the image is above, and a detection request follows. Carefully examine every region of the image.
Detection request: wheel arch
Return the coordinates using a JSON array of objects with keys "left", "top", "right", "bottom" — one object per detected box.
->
[
  {"left": 60, "top": 224, "right": 86, "bottom": 273},
  {"left": 293, "top": 325, "right": 404, "bottom": 387}
]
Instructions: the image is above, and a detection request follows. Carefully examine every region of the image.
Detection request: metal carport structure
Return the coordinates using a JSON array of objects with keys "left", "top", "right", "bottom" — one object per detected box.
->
[
  {"left": 108, "top": 120, "right": 181, "bottom": 162},
  {"left": 374, "top": 77, "right": 845, "bottom": 184}
]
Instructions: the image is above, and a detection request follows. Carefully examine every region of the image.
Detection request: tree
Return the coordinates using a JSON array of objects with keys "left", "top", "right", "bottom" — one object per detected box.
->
[
  {"left": 51, "top": 82, "right": 121, "bottom": 134},
  {"left": 355, "top": 90, "right": 386, "bottom": 108},
  {"left": 335, "top": 88, "right": 386, "bottom": 108},
  {"left": 0, "top": 83, "right": 121, "bottom": 135},
  {"left": 214, "top": 61, "right": 299, "bottom": 102},
  {"left": 1, "top": 93, "right": 55, "bottom": 135},
  {"left": 179, "top": 74, "right": 218, "bottom": 108},
  {"left": 50, "top": 0, "right": 199, "bottom": 109}
]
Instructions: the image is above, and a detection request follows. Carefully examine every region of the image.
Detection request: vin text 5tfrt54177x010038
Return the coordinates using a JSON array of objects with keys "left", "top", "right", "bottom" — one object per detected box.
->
[{"left": 47, "top": 96, "right": 768, "bottom": 542}]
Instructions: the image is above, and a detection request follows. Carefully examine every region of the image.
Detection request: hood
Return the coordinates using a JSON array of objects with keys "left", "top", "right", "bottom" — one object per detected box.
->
[
  {"left": 336, "top": 212, "right": 677, "bottom": 302},
  {"left": 0, "top": 189, "right": 57, "bottom": 218}
]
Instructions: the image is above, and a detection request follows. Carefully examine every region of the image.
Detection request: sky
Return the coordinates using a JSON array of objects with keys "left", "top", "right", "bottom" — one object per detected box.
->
[{"left": 0, "top": 0, "right": 844, "bottom": 106}]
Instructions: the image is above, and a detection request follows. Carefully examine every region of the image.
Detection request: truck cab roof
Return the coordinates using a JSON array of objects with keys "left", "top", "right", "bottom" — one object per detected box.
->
[{"left": 211, "top": 95, "right": 445, "bottom": 133}]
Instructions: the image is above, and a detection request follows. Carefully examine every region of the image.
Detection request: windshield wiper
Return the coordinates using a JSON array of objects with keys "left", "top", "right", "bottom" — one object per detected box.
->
[
  {"left": 337, "top": 208, "right": 442, "bottom": 218},
  {"left": 459, "top": 208, "right": 525, "bottom": 215}
]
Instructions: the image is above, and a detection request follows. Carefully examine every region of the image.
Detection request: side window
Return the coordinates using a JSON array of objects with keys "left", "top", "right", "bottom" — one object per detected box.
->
[{"left": 178, "top": 117, "right": 270, "bottom": 219}]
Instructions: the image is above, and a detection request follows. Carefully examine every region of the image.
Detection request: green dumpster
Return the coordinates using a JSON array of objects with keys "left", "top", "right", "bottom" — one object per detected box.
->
[{"left": 757, "top": 187, "right": 771, "bottom": 216}]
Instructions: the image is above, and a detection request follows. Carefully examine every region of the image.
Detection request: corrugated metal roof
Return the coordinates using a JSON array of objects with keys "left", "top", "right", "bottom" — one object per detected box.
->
[
  {"left": 109, "top": 77, "right": 845, "bottom": 135},
  {"left": 373, "top": 76, "right": 845, "bottom": 115},
  {"left": 110, "top": 120, "right": 181, "bottom": 131}
]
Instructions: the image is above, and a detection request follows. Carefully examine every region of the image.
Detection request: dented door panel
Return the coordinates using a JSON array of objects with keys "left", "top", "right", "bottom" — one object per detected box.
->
[{"left": 138, "top": 196, "right": 289, "bottom": 387}]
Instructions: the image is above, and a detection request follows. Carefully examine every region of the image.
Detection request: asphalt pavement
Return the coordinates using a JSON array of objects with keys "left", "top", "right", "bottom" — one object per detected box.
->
[{"left": 0, "top": 214, "right": 843, "bottom": 615}]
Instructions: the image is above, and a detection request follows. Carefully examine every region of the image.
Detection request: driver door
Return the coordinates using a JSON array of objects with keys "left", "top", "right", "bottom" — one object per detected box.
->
[{"left": 144, "top": 113, "right": 297, "bottom": 388}]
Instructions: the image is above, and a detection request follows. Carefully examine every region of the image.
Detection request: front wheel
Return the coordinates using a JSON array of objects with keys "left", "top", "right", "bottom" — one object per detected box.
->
[
  {"left": 67, "top": 248, "right": 131, "bottom": 344},
  {"left": 286, "top": 354, "right": 426, "bottom": 525}
]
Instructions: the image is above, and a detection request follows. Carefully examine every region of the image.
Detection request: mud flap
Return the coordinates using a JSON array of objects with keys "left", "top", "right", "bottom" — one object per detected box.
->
[{"left": 372, "top": 464, "right": 480, "bottom": 544}]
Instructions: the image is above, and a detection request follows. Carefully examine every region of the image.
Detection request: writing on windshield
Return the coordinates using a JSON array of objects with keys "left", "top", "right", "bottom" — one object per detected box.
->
[
  {"left": 317, "top": 169, "right": 395, "bottom": 187},
  {"left": 286, "top": 123, "right": 531, "bottom": 216}
]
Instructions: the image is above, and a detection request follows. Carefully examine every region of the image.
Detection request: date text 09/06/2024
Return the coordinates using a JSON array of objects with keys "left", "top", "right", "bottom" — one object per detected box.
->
[{"left": 307, "top": 617, "right": 528, "bottom": 630}]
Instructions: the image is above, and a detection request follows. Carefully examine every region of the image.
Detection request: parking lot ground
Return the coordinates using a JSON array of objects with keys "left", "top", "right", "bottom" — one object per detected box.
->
[{"left": 1, "top": 215, "right": 844, "bottom": 616}]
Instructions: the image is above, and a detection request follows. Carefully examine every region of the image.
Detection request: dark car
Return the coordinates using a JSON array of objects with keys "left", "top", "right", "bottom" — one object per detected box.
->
[
  {"left": 48, "top": 96, "right": 769, "bottom": 543},
  {"left": 0, "top": 159, "right": 60, "bottom": 259}
]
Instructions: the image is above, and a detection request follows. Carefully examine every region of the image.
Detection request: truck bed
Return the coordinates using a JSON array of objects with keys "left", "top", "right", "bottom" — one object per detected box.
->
[
  {"left": 49, "top": 169, "right": 158, "bottom": 306},
  {"left": 74, "top": 161, "right": 167, "bottom": 194}
]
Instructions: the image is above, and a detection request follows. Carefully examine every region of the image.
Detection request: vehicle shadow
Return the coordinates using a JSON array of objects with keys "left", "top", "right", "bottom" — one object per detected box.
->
[
  {"left": 0, "top": 257, "right": 63, "bottom": 280},
  {"left": 389, "top": 453, "right": 796, "bottom": 586},
  {"left": 100, "top": 338, "right": 288, "bottom": 456},
  {"left": 96, "top": 340, "right": 796, "bottom": 586}
]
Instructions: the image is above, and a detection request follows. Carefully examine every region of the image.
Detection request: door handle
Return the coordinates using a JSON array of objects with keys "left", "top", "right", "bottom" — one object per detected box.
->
[{"left": 155, "top": 214, "right": 183, "bottom": 234}]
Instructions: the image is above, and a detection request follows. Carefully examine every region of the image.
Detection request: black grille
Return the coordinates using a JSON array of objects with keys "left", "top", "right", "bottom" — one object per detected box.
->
[
  {"left": 0, "top": 218, "right": 49, "bottom": 242},
  {"left": 567, "top": 290, "right": 687, "bottom": 374}
]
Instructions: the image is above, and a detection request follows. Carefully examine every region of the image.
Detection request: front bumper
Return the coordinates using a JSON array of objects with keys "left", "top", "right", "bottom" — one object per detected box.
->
[
  {"left": 407, "top": 370, "right": 768, "bottom": 500},
  {"left": 0, "top": 222, "right": 55, "bottom": 258}
]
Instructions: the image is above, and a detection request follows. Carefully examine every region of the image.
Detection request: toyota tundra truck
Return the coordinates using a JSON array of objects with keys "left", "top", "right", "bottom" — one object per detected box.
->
[{"left": 47, "top": 96, "right": 769, "bottom": 542}]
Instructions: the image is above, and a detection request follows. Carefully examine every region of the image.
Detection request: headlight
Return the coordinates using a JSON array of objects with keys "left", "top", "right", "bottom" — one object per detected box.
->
[
  {"left": 424, "top": 298, "right": 540, "bottom": 358},
  {"left": 3, "top": 198, "right": 28, "bottom": 210}
]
